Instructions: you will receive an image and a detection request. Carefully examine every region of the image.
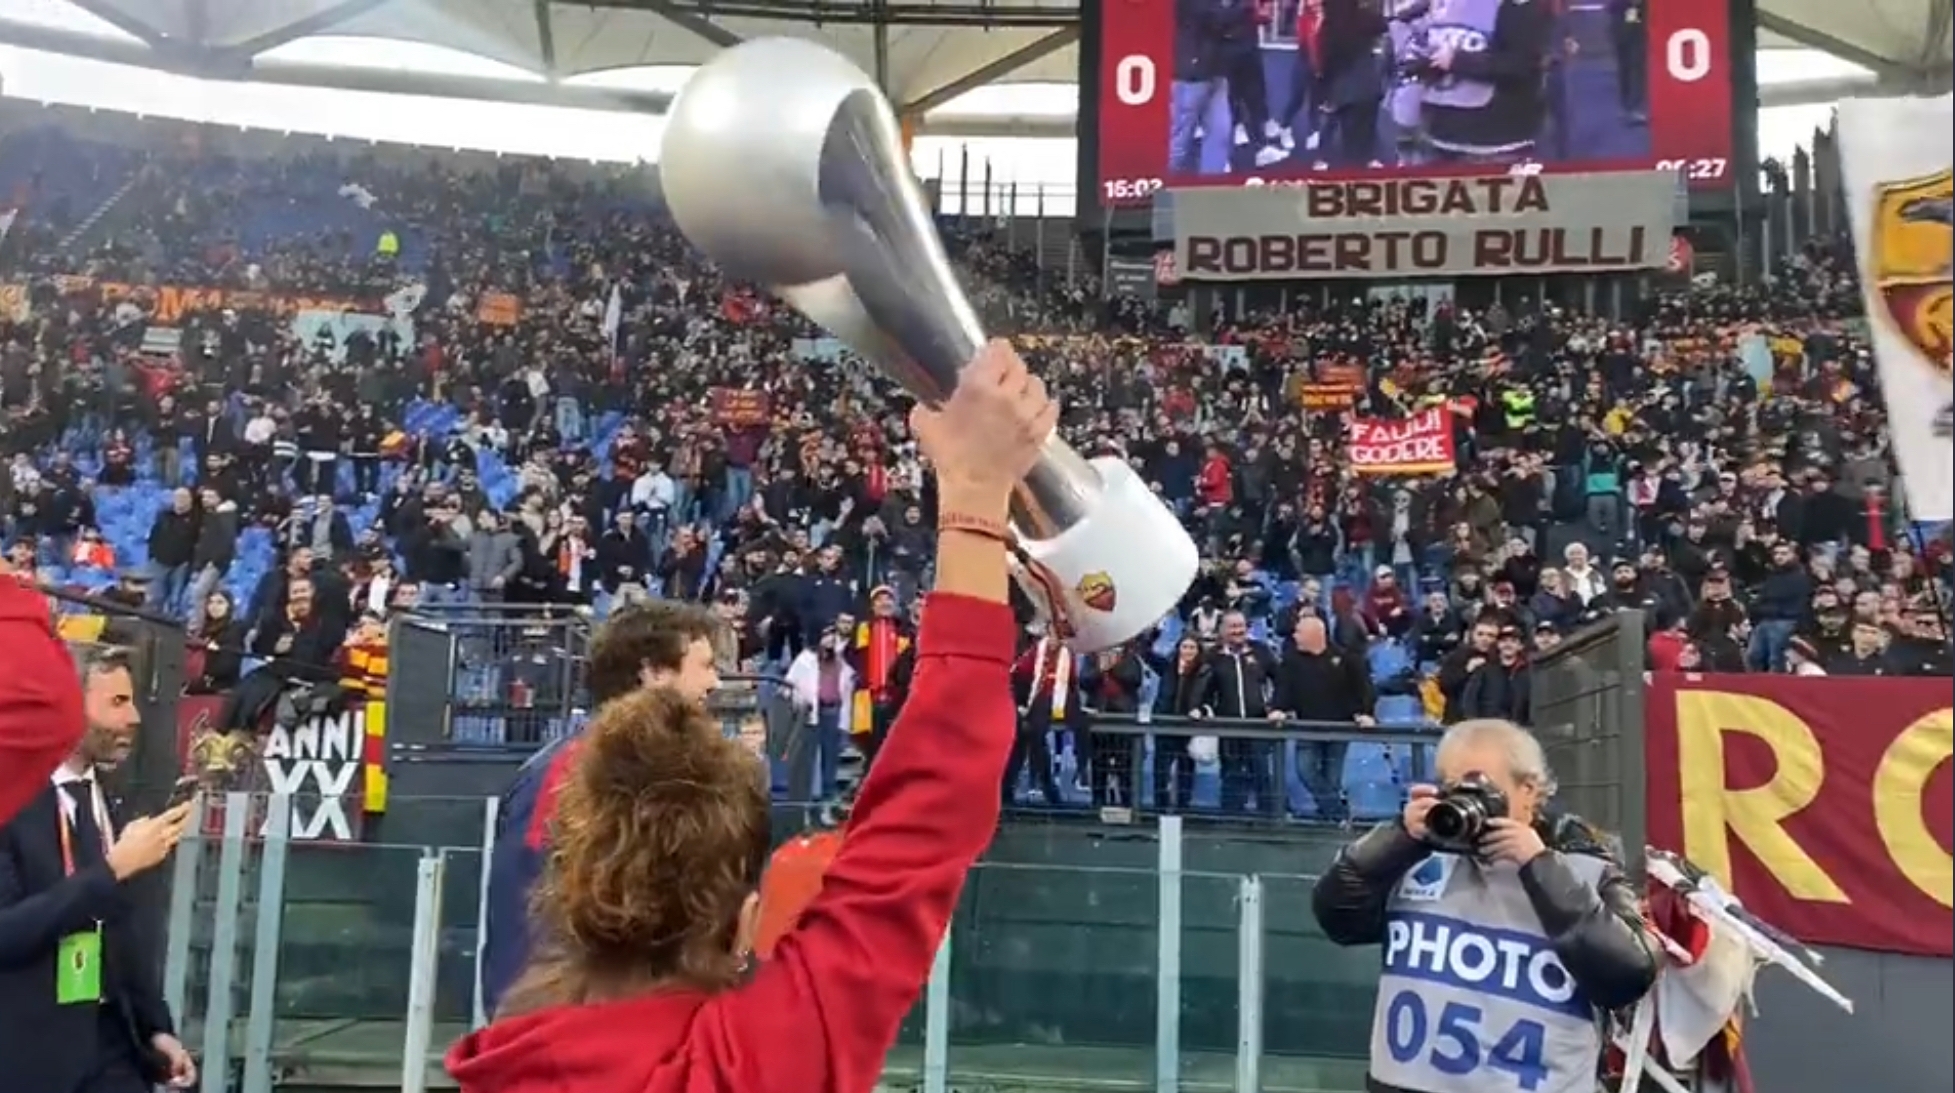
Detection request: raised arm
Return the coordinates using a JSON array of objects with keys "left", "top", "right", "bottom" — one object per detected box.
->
[{"left": 700, "top": 340, "right": 1056, "bottom": 1093}]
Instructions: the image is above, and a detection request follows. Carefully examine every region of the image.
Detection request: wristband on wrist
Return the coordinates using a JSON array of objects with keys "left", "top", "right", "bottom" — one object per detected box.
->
[
  {"left": 937, "top": 511, "right": 1079, "bottom": 639},
  {"left": 937, "top": 511, "right": 1014, "bottom": 545}
]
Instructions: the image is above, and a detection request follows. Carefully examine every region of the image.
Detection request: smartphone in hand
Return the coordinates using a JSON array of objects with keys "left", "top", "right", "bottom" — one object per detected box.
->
[{"left": 164, "top": 777, "right": 203, "bottom": 811}]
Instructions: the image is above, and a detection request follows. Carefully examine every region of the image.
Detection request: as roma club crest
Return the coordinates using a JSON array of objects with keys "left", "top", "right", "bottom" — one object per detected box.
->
[
  {"left": 1869, "top": 168, "right": 1954, "bottom": 379},
  {"left": 1075, "top": 571, "right": 1118, "bottom": 613}
]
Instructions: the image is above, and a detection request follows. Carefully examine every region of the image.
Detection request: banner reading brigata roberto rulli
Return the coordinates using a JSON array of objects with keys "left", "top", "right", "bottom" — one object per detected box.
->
[{"left": 1172, "top": 172, "right": 1678, "bottom": 281}]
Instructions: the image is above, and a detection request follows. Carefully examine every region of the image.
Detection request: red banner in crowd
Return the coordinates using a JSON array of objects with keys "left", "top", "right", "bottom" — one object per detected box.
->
[
  {"left": 1347, "top": 407, "right": 1455, "bottom": 475},
  {"left": 476, "top": 291, "right": 522, "bottom": 326},
  {"left": 711, "top": 387, "right": 772, "bottom": 428},
  {"left": 1645, "top": 674, "right": 1953, "bottom": 956},
  {"left": 1297, "top": 383, "right": 1362, "bottom": 411},
  {"left": 721, "top": 289, "right": 765, "bottom": 324}
]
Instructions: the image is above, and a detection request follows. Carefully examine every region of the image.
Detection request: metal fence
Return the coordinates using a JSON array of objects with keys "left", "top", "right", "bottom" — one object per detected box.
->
[
  {"left": 160, "top": 800, "right": 1366, "bottom": 1093},
  {"left": 386, "top": 603, "right": 592, "bottom": 747},
  {"left": 1528, "top": 609, "right": 1649, "bottom": 873}
]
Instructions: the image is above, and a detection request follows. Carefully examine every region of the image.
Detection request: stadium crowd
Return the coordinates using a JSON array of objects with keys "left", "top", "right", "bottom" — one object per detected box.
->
[{"left": 1, "top": 109, "right": 1949, "bottom": 816}]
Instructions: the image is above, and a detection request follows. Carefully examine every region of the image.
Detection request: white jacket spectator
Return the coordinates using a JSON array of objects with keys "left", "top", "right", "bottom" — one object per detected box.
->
[
  {"left": 630, "top": 469, "right": 677, "bottom": 514},
  {"left": 1562, "top": 545, "right": 1608, "bottom": 604},
  {"left": 784, "top": 644, "right": 856, "bottom": 727}
]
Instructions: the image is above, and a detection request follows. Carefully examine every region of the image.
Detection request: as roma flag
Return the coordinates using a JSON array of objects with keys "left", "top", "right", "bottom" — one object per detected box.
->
[{"left": 755, "top": 829, "right": 843, "bottom": 958}]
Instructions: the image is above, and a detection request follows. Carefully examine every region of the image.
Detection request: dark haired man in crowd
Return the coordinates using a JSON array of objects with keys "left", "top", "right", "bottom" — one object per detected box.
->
[
  {"left": 1458, "top": 623, "right": 1532, "bottom": 723},
  {"left": 1190, "top": 610, "right": 1280, "bottom": 814},
  {"left": 479, "top": 600, "right": 724, "bottom": 1017}
]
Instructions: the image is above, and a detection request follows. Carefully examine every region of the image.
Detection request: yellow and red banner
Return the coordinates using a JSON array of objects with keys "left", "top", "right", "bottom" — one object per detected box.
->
[
  {"left": 1645, "top": 674, "right": 1953, "bottom": 956},
  {"left": 53, "top": 276, "right": 379, "bottom": 325},
  {"left": 1297, "top": 383, "right": 1363, "bottom": 411}
]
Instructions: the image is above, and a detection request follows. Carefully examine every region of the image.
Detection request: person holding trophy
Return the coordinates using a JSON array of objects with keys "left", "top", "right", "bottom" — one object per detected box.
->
[
  {"left": 447, "top": 342, "right": 1051, "bottom": 1092},
  {"left": 447, "top": 38, "right": 1197, "bottom": 1092}
]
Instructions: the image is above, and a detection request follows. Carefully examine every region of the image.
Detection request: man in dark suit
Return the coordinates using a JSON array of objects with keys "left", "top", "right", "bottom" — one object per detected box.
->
[{"left": 0, "top": 646, "right": 198, "bottom": 1093}]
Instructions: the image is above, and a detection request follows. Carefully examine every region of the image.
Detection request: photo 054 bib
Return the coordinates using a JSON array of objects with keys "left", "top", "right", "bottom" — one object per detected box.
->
[{"left": 1368, "top": 853, "right": 1607, "bottom": 1093}]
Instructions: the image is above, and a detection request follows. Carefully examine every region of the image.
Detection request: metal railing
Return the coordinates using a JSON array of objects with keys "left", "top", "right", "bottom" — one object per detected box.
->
[
  {"left": 386, "top": 603, "right": 592, "bottom": 748},
  {"left": 1530, "top": 609, "right": 1649, "bottom": 873},
  {"left": 998, "top": 712, "right": 1443, "bottom": 823},
  {"left": 161, "top": 796, "right": 1372, "bottom": 1093}
]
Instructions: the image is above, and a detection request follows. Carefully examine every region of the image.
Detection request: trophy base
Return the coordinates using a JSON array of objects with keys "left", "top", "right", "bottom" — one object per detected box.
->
[{"left": 1015, "top": 458, "right": 1200, "bottom": 653}]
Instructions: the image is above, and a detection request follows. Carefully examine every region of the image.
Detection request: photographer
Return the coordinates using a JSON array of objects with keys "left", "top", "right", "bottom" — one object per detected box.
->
[{"left": 1312, "top": 719, "right": 1655, "bottom": 1093}]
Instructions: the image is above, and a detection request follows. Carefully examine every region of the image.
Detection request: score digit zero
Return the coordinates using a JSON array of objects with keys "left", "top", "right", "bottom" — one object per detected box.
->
[
  {"left": 1113, "top": 54, "right": 1155, "bottom": 107},
  {"left": 1665, "top": 28, "right": 1712, "bottom": 82},
  {"left": 1111, "top": 27, "right": 1710, "bottom": 106}
]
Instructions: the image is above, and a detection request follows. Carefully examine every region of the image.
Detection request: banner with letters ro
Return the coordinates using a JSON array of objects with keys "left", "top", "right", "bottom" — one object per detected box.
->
[
  {"left": 1348, "top": 408, "right": 1456, "bottom": 475},
  {"left": 1644, "top": 674, "right": 1952, "bottom": 956},
  {"left": 1170, "top": 172, "right": 1678, "bottom": 281},
  {"left": 1837, "top": 94, "right": 1953, "bottom": 522}
]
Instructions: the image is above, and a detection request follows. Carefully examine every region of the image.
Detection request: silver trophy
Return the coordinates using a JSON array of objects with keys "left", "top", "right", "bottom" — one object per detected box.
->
[{"left": 658, "top": 37, "right": 1196, "bottom": 651}]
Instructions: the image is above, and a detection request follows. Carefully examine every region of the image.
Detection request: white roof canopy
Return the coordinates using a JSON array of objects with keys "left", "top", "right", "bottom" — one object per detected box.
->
[{"left": 0, "top": 0, "right": 1949, "bottom": 137}]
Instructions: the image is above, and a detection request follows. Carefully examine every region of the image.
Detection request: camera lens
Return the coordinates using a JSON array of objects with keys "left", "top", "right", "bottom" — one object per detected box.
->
[{"left": 1427, "top": 801, "right": 1467, "bottom": 840}]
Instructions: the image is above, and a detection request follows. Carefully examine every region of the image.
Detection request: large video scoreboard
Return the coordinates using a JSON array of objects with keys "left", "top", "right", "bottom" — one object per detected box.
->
[{"left": 1087, "top": 0, "right": 1741, "bottom": 207}]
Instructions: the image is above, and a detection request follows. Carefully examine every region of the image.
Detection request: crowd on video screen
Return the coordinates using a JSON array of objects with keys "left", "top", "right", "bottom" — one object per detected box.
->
[{"left": 1171, "top": 0, "right": 1655, "bottom": 174}]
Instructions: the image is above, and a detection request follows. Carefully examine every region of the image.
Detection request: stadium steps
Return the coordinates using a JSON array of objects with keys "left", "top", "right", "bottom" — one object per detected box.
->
[{"left": 55, "top": 171, "right": 141, "bottom": 252}]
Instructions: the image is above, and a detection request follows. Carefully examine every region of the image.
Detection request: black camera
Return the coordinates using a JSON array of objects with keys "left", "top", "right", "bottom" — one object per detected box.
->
[{"left": 1423, "top": 773, "right": 1511, "bottom": 854}]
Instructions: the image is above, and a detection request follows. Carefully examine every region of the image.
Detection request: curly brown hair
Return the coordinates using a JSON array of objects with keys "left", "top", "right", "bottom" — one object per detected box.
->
[
  {"left": 503, "top": 687, "right": 770, "bottom": 1013},
  {"left": 584, "top": 600, "right": 723, "bottom": 706}
]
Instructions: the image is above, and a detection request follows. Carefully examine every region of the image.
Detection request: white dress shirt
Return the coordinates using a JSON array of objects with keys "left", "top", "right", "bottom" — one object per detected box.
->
[{"left": 50, "top": 765, "right": 115, "bottom": 853}]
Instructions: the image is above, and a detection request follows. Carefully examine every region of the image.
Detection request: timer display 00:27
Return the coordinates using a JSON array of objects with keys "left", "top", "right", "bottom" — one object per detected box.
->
[{"left": 1094, "top": 0, "right": 1737, "bottom": 204}]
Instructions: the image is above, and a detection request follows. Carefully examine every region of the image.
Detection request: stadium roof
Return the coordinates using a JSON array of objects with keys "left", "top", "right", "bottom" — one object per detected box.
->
[{"left": 0, "top": 0, "right": 1949, "bottom": 137}]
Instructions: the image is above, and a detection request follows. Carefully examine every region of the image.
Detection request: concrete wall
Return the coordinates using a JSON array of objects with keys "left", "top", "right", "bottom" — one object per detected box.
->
[{"left": 1745, "top": 945, "right": 1954, "bottom": 1093}]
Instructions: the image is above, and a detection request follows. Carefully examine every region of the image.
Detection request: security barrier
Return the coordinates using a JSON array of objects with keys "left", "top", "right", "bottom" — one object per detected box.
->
[
  {"left": 159, "top": 796, "right": 1377, "bottom": 1093},
  {"left": 386, "top": 604, "right": 592, "bottom": 748}
]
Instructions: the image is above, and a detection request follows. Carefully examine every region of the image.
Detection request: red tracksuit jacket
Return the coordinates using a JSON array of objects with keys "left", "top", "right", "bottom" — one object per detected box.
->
[
  {"left": 0, "top": 577, "right": 84, "bottom": 826},
  {"left": 446, "top": 593, "right": 1015, "bottom": 1093}
]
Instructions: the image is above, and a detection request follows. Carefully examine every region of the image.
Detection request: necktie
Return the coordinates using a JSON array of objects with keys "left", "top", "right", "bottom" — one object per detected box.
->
[{"left": 61, "top": 782, "right": 106, "bottom": 868}]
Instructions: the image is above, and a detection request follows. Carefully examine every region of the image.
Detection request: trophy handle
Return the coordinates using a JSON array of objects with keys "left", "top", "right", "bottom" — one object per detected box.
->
[{"left": 1012, "top": 459, "right": 1201, "bottom": 653}]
